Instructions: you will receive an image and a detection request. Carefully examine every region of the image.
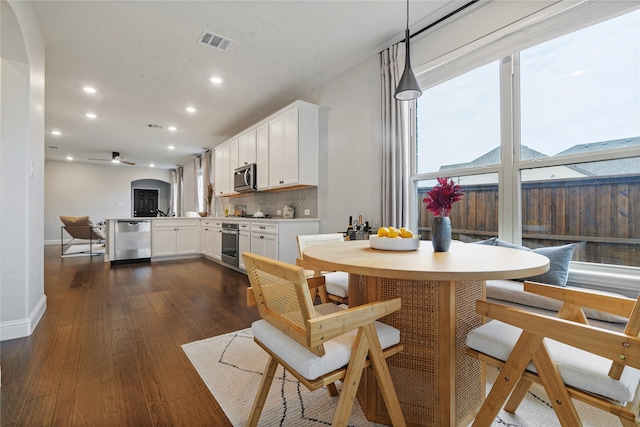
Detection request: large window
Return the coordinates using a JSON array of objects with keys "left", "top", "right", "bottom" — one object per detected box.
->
[{"left": 413, "top": 8, "right": 640, "bottom": 269}]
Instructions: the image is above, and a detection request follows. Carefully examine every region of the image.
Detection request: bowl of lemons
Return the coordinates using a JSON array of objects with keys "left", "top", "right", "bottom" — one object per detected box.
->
[{"left": 369, "top": 227, "right": 420, "bottom": 251}]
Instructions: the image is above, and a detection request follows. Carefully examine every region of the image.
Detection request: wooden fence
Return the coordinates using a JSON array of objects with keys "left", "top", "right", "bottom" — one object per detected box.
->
[{"left": 417, "top": 174, "right": 639, "bottom": 266}]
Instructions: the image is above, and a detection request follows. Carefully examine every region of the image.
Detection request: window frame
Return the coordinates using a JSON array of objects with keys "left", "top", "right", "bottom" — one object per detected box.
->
[{"left": 410, "top": 3, "right": 640, "bottom": 291}]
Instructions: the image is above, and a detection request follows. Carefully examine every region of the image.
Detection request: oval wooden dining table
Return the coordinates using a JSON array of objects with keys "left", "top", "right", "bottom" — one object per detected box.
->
[{"left": 302, "top": 239, "right": 549, "bottom": 427}]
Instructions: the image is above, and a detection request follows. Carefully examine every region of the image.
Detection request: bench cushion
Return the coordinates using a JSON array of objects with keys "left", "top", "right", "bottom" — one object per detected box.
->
[
  {"left": 486, "top": 279, "right": 629, "bottom": 324},
  {"left": 466, "top": 319, "right": 640, "bottom": 403}
]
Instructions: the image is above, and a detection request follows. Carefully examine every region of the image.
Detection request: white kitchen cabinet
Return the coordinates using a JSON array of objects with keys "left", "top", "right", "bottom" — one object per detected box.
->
[
  {"left": 214, "top": 144, "right": 230, "bottom": 196},
  {"left": 238, "top": 130, "right": 256, "bottom": 167},
  {"left": 152, "top": 220, "right": 200, "bottom": 257},
  {"left": 267, "top": 101, "right": 319, "bottom": 190},
  {"left": 212, "top": 221, "right": 222, "bottom": 260},
  {"left": 256, "top": 123, "right": 269, "bottom": 190},
  {"left": 238, "top": 222, "right": 251, "bottom": 270},
  {"left": 247, "top": 220, "right": 319, "bottom": 265},
  {"left": 250, "top": 222, "right": 278, "bottom": 261},
  {"left": 229, "top": 138, "right": 239, "bottom": 171},
  {"left": 200, "top": 220, "right": 217, "bottom": 259}
]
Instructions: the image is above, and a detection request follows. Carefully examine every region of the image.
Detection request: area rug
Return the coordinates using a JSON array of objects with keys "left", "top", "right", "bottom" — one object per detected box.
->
[
  {"left": 182, "top": 329, "right": 618, "bottom": 426},
  {"left": 62, "top": 243, "right": 105, "bottom": 257}
]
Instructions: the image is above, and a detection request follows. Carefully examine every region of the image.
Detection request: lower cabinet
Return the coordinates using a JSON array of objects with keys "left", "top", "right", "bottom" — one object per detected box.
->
[
  {"left": 212, "top": 221, "right": 222, "bottom": 261},
  {"left": 238, "top": 223, "right": 251, "bottom": 270},
  {"left": 250, "top": 222, "right": 279, "bottom": 260},
  {"left": 200, "top": 220, "right": 218, "bottom": 259},
  {"left": 152, "top": 220, "right": 200, "bottom": 257}
]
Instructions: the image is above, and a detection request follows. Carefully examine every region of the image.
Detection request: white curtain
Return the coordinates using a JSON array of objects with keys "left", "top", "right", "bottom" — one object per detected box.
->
[
  {"left": 170, "top": 166, "right": 184, "bottom": 217},
  {"left": 195, "top": 156, "right": 203, "bottom": 212},
  {"left": 380, "top": 42, "right": 413, "bottom": 228},
  {"left": 194, "top": 150, "right": 212, "bottom": 213}
]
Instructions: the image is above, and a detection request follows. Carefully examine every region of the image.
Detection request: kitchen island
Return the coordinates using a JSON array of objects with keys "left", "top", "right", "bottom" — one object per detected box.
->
[{"left": 104, "top": 217, "right": 319, "bottom": 268}]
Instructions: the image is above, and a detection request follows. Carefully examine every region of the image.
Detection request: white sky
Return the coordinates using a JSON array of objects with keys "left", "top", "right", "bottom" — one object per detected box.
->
[{"left": 417, "top": 10, "right": 640, "bottom": 174}]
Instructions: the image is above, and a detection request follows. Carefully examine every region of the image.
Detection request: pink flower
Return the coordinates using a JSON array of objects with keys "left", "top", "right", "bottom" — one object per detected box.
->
[{"left": 423, "top": 177, "right": 464, "bottom": 217}]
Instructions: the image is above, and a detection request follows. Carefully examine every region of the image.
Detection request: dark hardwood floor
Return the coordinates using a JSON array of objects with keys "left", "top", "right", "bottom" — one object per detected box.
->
[{"left": 1, "top": 246, "right": 260, "bottom": 426}]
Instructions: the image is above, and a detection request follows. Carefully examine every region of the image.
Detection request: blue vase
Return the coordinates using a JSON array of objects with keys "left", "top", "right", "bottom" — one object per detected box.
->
[{"left": 432, "top": 216, "right": 452, "bottom": 252}]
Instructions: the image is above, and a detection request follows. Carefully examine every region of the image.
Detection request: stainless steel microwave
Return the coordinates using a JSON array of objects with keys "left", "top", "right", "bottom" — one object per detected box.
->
[{"left": 233, "top": 163, "right": 257, "bottom": 193}]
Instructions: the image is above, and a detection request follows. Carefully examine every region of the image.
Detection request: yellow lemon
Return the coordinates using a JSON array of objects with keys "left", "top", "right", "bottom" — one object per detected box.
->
[
  {"left": 399, "top": 227, "right": 414, "bottom": 238},
  {"left": 377, "top": 227, "right": 389, "bottom": 237},
  {"left": 387, "top": 227, "right": 400, "bottom": 238}
]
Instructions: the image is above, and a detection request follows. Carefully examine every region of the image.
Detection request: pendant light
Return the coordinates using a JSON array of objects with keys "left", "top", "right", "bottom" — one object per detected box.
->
[{"left": 394, "top": 0, "right": 422, "bottom": 101}]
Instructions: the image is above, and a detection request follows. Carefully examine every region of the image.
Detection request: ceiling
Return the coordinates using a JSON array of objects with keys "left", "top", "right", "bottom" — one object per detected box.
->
[{"left": 33, "top": 0, "right": 461, "bottom": 169}]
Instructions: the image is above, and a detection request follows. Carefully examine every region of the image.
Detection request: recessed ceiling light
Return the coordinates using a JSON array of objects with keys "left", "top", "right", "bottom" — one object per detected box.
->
[
  {"left": 168, "top": 145, "right": 175, "bottom": 150},
  {"left": 210, "top": 76, "right": 223, "bottom": 85},
  {"left": 66, "top": 156, "right": 73, "bottom": 161},
  {"left": 150, "top": 163, "right": 155, "bottom": 168},
  {"left": 186, "top": 106, "right": 196, "bottom": 113},
  {"left": 168, "top": 126, "right": 177, "bottom": 131},
  {"left": 51, "top": 130, "right": 61, "bottom": 136},
  {"left": 86, "top": 112, "right": 97, "bottom": 119},
  {"left": 83, "top": 86, "right": 97, "bottom": 94}
]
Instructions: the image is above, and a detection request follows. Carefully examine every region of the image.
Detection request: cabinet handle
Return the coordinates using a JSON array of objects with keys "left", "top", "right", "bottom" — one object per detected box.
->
[
  {"left": 259, "top": 226, "right": 266, "bottom": 229},
  {"left": 260, "top": 235, "right": 264, "bottom": 239}
]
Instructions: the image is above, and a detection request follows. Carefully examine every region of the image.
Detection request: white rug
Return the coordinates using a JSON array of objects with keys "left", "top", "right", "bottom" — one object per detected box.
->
[
  {"left": 182, "top": 329, "right": 618, "bottom": 427},
  {"left": 62, "top": 243, "right": 105, "bottom": 257}
]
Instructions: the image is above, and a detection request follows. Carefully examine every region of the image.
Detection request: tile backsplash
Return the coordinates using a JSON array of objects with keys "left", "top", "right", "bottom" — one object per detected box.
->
[{"left": 216, "top": 187, "right": 318, "bottom": 218}]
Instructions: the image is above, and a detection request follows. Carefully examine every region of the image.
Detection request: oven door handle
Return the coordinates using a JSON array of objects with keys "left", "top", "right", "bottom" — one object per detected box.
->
[{"left": 221, "top": 229, "right": 238, "bottom": 235}]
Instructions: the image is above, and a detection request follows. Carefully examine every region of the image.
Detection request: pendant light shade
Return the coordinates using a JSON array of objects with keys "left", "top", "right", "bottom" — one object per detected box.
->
[{"left": 394, "top": 1, "right": 422, "bottom": 101}]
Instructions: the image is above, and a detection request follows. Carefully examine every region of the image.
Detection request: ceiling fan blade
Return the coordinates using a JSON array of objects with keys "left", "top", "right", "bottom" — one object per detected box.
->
[{"left": 121, "top": 160, "right": 136, "bottom": 166}]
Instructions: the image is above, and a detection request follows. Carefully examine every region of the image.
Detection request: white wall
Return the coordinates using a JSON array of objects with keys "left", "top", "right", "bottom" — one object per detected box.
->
[
  {"left": 304, "top": 55, "right": 382, "bottom": 234},
  {"left": 1, "top": 0, "right": 46, "bottom": 340},
  {"left": 44, "top": 160, "right": 171, "bottom": 242}
]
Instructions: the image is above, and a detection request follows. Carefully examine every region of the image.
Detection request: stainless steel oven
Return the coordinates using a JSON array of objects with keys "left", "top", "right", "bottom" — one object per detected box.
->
[{"left": 221, "top": 222, "right": 239, "bottom": 266}]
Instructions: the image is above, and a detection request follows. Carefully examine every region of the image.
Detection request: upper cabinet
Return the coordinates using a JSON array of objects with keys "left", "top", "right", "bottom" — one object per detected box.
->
[
  {"left": 266, "top": 101, "right": 319, "bottom": 190},
  {"left": 238, "top": 130, "right": 257, "bottom": 167},
  {"left": 213, "top": 100, "right": 319, "bottom": 197},
  {"left": 256, "top": 123, "right": 269, "bottom": 190},
  {"left": 214, "top": 144, "right": 231, "bottom": 196}
]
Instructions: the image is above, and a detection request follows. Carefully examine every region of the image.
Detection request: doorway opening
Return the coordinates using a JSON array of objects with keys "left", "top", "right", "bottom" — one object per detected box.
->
[{"left": 133, "top": 189, "right": 159, "bottom": 217}]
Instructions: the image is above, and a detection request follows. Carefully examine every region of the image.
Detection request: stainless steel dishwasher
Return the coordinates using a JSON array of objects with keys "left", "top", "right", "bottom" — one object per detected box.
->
[{"left": 112, "top": 220, "right": 151, "bottom": 265}]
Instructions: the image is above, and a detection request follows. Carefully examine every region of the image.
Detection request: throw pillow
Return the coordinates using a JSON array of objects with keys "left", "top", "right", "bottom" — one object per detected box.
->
[
  {"left": 477, "top": 238, "right": 576, "bottom": 286},
  {"left": 526, "top": 243, "right": 576, "bottom": 286},
  {"left": 474, "top": 237, "right": 497, "bottom": 245}
]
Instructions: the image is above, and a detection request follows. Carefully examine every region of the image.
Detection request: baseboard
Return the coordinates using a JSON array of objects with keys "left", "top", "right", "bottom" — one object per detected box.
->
[{"left": 0, "top": 294, "right": 47, "bottom": 341}]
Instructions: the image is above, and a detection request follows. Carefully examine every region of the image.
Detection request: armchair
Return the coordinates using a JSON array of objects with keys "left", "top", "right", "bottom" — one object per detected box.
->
[
  {"left": 466, "top": 281, "right": 640, "bottom": 426},
  {"left": 243, "top": 252, "right": 406, "bottom": 427},
  {"left": 60, "top": 215, "right": 105, "bottom": 256}
]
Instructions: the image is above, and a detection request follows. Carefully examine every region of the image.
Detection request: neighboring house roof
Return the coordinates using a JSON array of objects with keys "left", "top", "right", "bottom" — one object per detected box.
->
[{"left": 438, "top": 137, "right": 639, "bottom": 177}]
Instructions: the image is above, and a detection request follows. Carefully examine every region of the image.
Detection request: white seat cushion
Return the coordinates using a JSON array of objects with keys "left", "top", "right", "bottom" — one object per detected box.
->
[
  {"left": 252, "top": 303, "right": 400, "bottom": 381},
  {"left": 324, "top": 271, "right": 349, "bottom": 298},
  {"left": 466, "top": 319, "right": 640, "bottom": 403}
]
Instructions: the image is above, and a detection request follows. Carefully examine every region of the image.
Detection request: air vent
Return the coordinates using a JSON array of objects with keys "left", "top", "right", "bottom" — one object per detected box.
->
[
  {"left": 48, "top": 145, "right": 60, "bottom": 150},
  {"left": 148, "top": 124, "right": 163, "bottom": 129},
  {"left": 199, "top": 30, "right": 232, "bottom": 50}
]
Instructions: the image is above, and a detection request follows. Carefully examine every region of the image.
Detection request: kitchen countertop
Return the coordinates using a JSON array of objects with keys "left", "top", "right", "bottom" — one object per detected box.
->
[{"left": 105, "top": 216, "right": 318, "bottom": 222}]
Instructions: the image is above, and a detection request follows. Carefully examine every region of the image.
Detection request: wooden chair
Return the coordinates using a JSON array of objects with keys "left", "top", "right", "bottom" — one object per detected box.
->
[
  {"left": 243, "top": 252, "right": 406, "bottom": 427},
  {"left": 296, "top": 233, "right": 349, "bottom": 304},
  {"left": 466, "top": 281, "right": 640, "bottom": 426}
]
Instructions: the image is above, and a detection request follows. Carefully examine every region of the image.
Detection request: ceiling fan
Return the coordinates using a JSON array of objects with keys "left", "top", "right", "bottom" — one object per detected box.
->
[{"left": 88, "top": 151, "right": 136, "bottom": 166}]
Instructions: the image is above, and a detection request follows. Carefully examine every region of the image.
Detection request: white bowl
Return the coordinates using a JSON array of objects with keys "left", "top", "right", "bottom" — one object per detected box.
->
[{"left": 369, "top": 235, "right": 420, "bottom": 251}]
